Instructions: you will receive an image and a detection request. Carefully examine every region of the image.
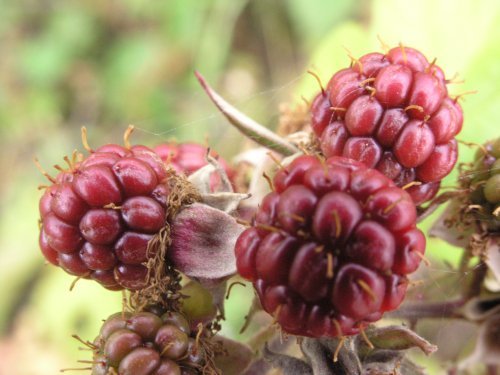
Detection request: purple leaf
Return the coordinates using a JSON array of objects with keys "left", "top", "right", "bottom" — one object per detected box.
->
[{"left": 170, "top": 203, "right": 244, "bottom": 281}]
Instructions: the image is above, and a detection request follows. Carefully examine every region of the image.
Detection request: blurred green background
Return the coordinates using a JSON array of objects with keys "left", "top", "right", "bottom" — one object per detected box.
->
[{"left": 1, "top": 0, "right": 499, "bottom": 374}]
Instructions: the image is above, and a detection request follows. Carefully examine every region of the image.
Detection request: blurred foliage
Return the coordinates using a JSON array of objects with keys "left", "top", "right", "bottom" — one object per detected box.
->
[{"left": 0, "top": 0, "right": 499, "bottom": 374}]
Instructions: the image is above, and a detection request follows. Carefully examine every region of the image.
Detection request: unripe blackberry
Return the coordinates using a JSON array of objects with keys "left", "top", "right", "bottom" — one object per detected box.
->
[
  {"left": 459, "top": 138, "right": 500, "bottom": 231},
  {"left": 235, "top": 155, "right": 425, "bottom": 337},
  {"left": 91, "top": 310, "right": 212, "bottom": 375},
  {"left": 37, "top": 127, "right": 200, "bottom": 291},
  {"left": 310, "top": 45, "right": 463, "bottom": 205}
]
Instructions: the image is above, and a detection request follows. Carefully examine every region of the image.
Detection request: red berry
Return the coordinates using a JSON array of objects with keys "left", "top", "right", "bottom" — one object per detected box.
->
[
  {"left": 311, "top": 45, "right": 463, "bottom": 205},
  {"left": 37, "top": 140, "right": 169, "bottom": 290},
  {"left": 153, "top": 142, "right": 234, "bottom": 192},
  {"left": 235, "top": 155, "right": 424, "bottom": 337},
  {"left": 38, "top": 132, "right": 233, "bottom": 291}
]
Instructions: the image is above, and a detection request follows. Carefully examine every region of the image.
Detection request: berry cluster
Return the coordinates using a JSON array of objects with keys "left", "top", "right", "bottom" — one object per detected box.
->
[
  {"left": 310, "top": 45, "right": 462, "bottom": 205},
  {"left": 38, "top": 140, "right": 171, "bottom": 290},
  {"left": 235, "top": 155, "right": 425, "bottom": 337},
  {"left": 91, "top": 310, "right": 207, "bottom": 375}
]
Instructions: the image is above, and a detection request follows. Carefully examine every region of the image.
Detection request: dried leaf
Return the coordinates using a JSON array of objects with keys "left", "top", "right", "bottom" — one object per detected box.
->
[
  {"left": 213, "top": 336, "right": 254, "bottom": 375},
  {"left": 358, "top": 325, "right": 437, "bottom": 356},
  {"left": 263, "top": 344, "right": 313, "bottom": 375},
  {"left": 195, "top": 71, "right": 300, "bottom": 156},
  {"left": 170, "top": 203, "right": 244, "bottom": 281}
]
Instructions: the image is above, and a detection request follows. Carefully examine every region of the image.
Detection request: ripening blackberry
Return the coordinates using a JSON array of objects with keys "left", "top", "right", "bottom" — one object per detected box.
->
[
  {"left": 154, "top": 143, "right": 234, "bottom": 192},
  {"left": 37, "top": 127, "right": 199, "bottom": 291},
  {"left": 310, "top": 44, "right": 463, "bottom": 205},
  {"left": 235, "top": 155, "right": 425, "bottom": 338},
  {"left": 89, "top": 310, "right": 214, "bottom": 375}
]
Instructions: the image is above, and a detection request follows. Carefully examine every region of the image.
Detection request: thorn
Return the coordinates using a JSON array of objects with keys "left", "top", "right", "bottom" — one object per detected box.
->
[
  {"left": 359, "top": 77, "right": 376, "bottom": 86},
  {"left": 452, "top": 90, "right": 478, "bottom": 103},
  {"left": 404, "top": 104, "right": 424, "bottom": 113},
  {"left": 63, "top": 156, "right": 74, "bottom": 172},
  {"left": 71, "top": 334, "right": 97, "bottom": 350},
  {"left": 267, "top": 152, "right": 287, "bottom": 172},
  {"left": 445, "top": 72, "right": 464, "bottom": 84},
  {"left": 236, "top": 218, "right": 251, "bottom": 227},
  {"left": 359, "top": 325, "right": 374, "bottom": 349},
  {"left": 314, "top": 245, "right": 325, "bottom": 253},
  {"left": 333, "top": 336, "right": 346, "bottom": 362},
  {"left": 399, "top": 42, "right": 407, "bottom": 64},
  {"left": 103, "top": 203, "right": 122, "bottom": 210},
  {"left": 343, "top": 46, "right": 363, "bottom": 73},
  {"left": 279, "top": 212, "right": 305, "bottom": 223},
  {"left": 69, "top": 275, "right": 88, "bottom": 291},
  {"left": 80, "top": 127, "right": 93, "bottom": 153},
  {"left": 194, "top": 322, "right": 203, "bottom": 354},
  {"left": 383, "top": 198, "right": 403, "bottom": 214},
  {"left": 123, "top": 125, "right": 135, "bottom": 149},
  {"left": 377, "top": 35, "right": 390, "bottom": 52},
  {"left": 402, "top": 181, "right": 422, "bottom": 190},
  {"left": 327, "top": 253, "right": 334, "bottom": 279},
  {"left": 301, "top": 95, "right": 310, "bottom": 107},
  {"left": 412, "top": 250, "right": 431, "bottom": 266},
  {"left": 272, "top": 305, "right": 283, "bottom": 324},
  {"left": 331, "top": 210, "right": 342, "bottom": 238},
  {"left": 330, "top": 106, "right": 347, "bottom": 113},
  {"left": 364, "top": 86, "right": 377, "bottom": 97},
  {"left": 357, "top": 279, "right": 377, "bottom": 302},
  {"left": 262, "top": 172, "right": 275, "bottom": 191},
  {"left": 53, "top": 164, "right": 65, "bottom": 172},
  {"left": 256, "top": 223, "right": 281, "bottom": 233},
  {"left": 226, "top": 281, "right": 246, "bottom": 300},
  {"left": 332, "top": 319, "right": 342, "bottom": 336},
  {"left": 307, "top": 69, "right": 326, "bottom": 96},
  {"left": 426, "top": 57, "right": 437, "bottom": 74},
  {"left": 33, "top": 157, "right": 57, "bottom": 183}
]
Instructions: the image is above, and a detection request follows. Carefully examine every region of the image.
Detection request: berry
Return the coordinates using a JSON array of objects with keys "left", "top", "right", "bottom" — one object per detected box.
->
[
  {"left": 37, "top": 128, "right": 177, "bottom": 291},
  {"left": 154, "top": 143, "right": 234, "bottom": 192},
  {"left": 235, "top": 155, "right": 423, "bottom": 337},
  {"left": 91, "top": 310, "right": 210, "bottom": 375},
  {"left": 310, "top": 45, "right": 463, "bottom": 205}
]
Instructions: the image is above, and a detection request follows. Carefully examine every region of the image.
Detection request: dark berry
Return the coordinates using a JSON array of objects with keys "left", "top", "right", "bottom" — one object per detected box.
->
[
  {"left": 235, "top": 155, "right": 424, "bottom": 337},
  {"left": 311, "top": 44, "right": 464, "bottom": 205}
]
